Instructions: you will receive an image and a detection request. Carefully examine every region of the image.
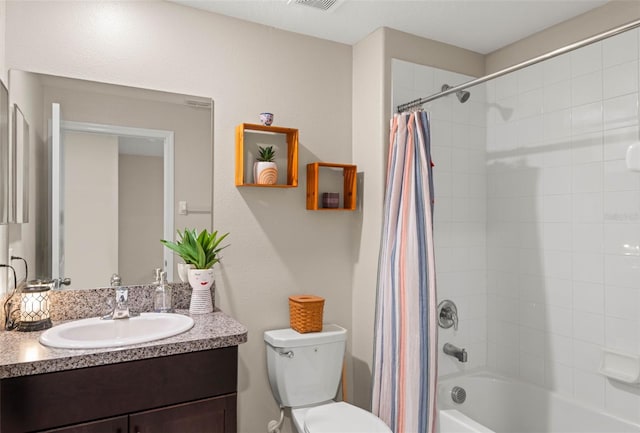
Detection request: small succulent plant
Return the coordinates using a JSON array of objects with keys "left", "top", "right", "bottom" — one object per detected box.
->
[{"left": 257, "top": 145, "right": 276, "bottom": 162}]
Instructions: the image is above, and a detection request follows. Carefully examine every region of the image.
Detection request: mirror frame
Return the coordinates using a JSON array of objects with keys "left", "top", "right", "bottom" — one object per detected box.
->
[{"left": 12, "top": 104, "right": 29, "bottom": 223}]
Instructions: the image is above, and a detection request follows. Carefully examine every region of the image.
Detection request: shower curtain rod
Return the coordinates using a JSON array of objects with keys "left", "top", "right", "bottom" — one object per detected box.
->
[{"left": 397, "top": 17, "right": 640, "bottom": 113}]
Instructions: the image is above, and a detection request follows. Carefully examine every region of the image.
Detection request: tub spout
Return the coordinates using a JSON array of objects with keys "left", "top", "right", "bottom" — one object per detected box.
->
[{"left": 444, "top": 343, "right": 468, "bottom": 363}]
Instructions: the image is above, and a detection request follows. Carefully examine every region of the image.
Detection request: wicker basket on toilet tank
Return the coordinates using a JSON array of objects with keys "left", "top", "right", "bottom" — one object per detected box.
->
[{"left": 288, "top": 295, "right": 324, "bottom": 333}]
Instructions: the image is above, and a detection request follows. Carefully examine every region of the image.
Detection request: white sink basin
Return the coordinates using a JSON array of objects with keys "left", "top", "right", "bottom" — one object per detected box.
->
[{"left": 39, "top": 313, "right": 195, "bottom": 349}]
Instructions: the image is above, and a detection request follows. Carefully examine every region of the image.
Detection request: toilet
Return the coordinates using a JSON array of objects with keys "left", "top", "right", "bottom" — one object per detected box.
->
[{"left": 264, "top": 324, "right": 391, "bottom": 433}]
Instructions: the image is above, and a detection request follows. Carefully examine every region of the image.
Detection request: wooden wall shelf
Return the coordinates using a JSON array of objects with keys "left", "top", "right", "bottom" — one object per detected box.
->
[
  {"left": 235, "top": 123, "right": 298, "bottom": 187},
  {"left": 306, "top": 162, "right": 357, "bottom": 211}
]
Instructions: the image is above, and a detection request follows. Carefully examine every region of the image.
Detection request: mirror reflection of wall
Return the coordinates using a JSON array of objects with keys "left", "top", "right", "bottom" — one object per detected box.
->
[
  {"left": 8, "top": 70, "right": 214, "bottom": 289},
  {"left": 63, "top": 130, "right": 120, "bottom": 290},
  {"left": 118, "top": 137, "right": 164, "bottom": 287},
  {"left": 61, "top": 131, "right": 164, "bottom": 289}
]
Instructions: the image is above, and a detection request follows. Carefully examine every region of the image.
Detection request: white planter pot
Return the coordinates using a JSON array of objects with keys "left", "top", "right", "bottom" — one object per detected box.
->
[
  {"left": 254, "top": 161, "right": 278, "bottom": 185},
  {"left": 187, "top": 268, "right": 215, "bottom": 314}
]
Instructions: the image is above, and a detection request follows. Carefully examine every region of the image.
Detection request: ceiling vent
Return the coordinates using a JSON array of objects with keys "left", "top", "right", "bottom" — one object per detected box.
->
[{"left": 289, "top": 0, "right": 345, "bottom": 12}]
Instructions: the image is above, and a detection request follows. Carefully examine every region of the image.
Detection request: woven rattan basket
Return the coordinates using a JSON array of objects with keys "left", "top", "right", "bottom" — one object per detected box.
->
[{"left": 288, "top": 295, "right": 324, "bottom": 333}]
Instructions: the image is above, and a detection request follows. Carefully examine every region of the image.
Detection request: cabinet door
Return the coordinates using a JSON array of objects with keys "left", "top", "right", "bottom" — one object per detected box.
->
[
  {"left": 129, "top": 394, "right": 236, "bottom": 433},
  {"left": 42, "top": 415, "right": 128, "bottom": 433}
]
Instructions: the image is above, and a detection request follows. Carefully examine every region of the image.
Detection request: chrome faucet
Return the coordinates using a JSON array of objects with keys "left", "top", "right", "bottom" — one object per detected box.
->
[
  {"left": 113, "top": 287, "right": 131, "bottom": 319},
  {"left": 102, "top": 284, "right": 139, "bottom": 320},
  {"left": 443, "top": 343, "right": 468, "bottom": 363}
]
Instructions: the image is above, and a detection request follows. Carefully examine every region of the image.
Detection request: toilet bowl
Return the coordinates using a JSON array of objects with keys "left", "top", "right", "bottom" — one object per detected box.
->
[
  {"left": 292, "top": 401, "right": 391, "bottom": 433},
  {"left": 264, "top": 324, "right": 391, "bottom": 433}
]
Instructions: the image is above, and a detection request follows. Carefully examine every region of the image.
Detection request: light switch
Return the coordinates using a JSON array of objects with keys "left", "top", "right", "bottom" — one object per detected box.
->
[{"left": 178, "top": 201, "right": 188, "bottom": 215}]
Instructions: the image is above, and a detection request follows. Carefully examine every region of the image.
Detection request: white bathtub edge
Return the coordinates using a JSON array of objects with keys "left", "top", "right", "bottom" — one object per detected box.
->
[
  {"left": 439, "top": 409, "right": 496, "bottom": 433},
  {"left": 438, "top": 369, "right": 640, "bottom": 432}
]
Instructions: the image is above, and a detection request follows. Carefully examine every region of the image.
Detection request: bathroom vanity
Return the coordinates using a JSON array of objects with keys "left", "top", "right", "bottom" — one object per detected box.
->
[{"left": 0, "top": 309, "right": 247, "bottom": 433}]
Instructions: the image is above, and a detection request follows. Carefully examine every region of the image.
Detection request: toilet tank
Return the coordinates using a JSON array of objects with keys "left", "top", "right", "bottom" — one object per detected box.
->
[{"left": 264, "top": 324, "right": 347, "bottom": 408}]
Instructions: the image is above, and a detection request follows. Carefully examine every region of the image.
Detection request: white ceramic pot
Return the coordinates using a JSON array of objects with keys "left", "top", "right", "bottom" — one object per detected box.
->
[
  {"left": 254, "top": 161, "right": 278, "bottom": 185},
  {"left": 187, "top": 268, "right": 215, "bottom": 314}
]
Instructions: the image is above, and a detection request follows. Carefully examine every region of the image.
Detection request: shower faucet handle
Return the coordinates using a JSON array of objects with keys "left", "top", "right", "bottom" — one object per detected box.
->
[
  {"left": 450, "top": 309, "right": 459, "bottom": 331},
  {"left": 438, "top": 299, "right": 459, "bottom": 330}
]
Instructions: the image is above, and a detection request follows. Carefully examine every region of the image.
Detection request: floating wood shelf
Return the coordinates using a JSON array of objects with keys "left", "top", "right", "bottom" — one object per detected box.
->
[
  {"left": 306, "top": 162, "right": 357, "bottom": 211},
  {"left": 235, "top": 123, "right": 299, "bottom": 187}
]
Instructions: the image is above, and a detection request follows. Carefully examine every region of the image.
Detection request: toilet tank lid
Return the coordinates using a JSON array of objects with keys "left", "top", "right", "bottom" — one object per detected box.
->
[{"left": 264, "top": 324, "right": 347, "bottom": 348}]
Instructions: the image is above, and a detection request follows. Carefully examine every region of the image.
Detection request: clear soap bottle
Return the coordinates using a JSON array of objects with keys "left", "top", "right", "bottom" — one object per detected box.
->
[{"left": 154, "top": 270, "right": 173, "bottom": 313}]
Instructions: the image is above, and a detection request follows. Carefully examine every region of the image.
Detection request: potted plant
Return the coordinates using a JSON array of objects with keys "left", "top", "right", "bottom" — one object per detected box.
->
[
  {"left": 254, "top": 145, "right": 278, "bottom": 185},
  {"left": 161, "top": 228, "right": 229, "bottom": 314}
]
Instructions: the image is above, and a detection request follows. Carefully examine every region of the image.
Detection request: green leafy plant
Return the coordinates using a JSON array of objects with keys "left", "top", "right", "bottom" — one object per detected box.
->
[
  {"left": 257, "top": 145, "right": 276, "bottom": 162},
  {"left": 161, "top": 228, "right": 229, "bottom": 269}
]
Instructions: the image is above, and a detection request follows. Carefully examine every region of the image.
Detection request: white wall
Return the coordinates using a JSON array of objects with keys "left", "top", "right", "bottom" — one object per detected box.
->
[
  {"left": 486, "top": 1, "right": 640, "bottom": 73},
  {"left": 5, "top": 2, "right": 354, "bottom": 433},
  {"left": 486, "top": 27, "right": 640, "bottom": 422},
  {"left": 350, "top": 27, "right": 386, "bottom": 409},
  {"left": 392, "top": 60, "right": 488, "bottom": 375}
]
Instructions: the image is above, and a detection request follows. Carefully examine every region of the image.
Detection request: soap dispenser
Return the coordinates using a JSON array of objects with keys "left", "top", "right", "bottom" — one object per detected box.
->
[
  {"left": 154, "top": 271, "right": 173, "bottom": 313},
  {"left": 153, "top": 268, "right": 162, "bottom": 285}
]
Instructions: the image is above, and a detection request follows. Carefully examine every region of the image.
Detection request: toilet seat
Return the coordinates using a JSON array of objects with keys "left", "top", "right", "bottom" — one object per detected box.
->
[{"left": 303, "top": 402, "right": 391, "bottom": 433}]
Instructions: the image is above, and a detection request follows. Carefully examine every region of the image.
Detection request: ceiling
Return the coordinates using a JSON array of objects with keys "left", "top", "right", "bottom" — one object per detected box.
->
[{"left": 171, "top": 0, "right": 610, "bottom": 54}]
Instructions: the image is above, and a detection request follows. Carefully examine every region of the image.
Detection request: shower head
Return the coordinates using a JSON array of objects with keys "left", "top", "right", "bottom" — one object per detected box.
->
[{"left": 441, "top": 84, "right": 471, "bottom": 103}]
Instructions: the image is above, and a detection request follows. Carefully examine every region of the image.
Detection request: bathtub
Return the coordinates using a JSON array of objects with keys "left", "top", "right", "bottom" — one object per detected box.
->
[{"left": 437, "top": 371, "right": 640, "bottom": 433}]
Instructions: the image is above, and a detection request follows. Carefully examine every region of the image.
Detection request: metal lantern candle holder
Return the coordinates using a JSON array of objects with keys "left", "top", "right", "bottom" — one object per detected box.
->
[{"left": 17, "top": 280, "right": 53, "bottom": 331}]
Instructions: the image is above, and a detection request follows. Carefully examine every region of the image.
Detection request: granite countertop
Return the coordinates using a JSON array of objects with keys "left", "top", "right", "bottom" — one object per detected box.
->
[
  {"left": 0, "top": 283, "right": 247, "bottom": 379},
  {"left": 0, "top": 308, "right": 248, "bottom": 379}
]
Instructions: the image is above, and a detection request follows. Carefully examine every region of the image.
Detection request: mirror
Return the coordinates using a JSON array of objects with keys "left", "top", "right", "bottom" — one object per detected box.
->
[{"left": 9, "top": 70, "right": 213, "bottom": 289}]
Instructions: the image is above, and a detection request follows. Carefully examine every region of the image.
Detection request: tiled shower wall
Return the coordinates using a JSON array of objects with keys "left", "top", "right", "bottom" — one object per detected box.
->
[
  {"left": 486, "top": 28, "right": 640, "bottom": 421},
  {"left": 392, "top": 25, "right": 640, "bottom": 424},
  {"left": 392, "top": 59, "right": 488, "bottom": 376}
]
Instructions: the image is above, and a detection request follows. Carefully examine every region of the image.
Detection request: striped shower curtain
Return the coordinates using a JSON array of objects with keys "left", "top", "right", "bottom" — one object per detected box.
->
[{"left": 372, "top": 110, "right": 438, "bottom": 433}]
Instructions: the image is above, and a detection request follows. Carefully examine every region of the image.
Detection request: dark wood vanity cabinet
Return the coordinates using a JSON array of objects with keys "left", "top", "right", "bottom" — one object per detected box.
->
[
  {"left": 128, "top": 394, "right": 234, "bottom": 433},
  {"left": 43, "top": 395, "right": 235, "bottom": 433},
  {"left": 0, "top": 347, "right": 238, "bottom": 433}
]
